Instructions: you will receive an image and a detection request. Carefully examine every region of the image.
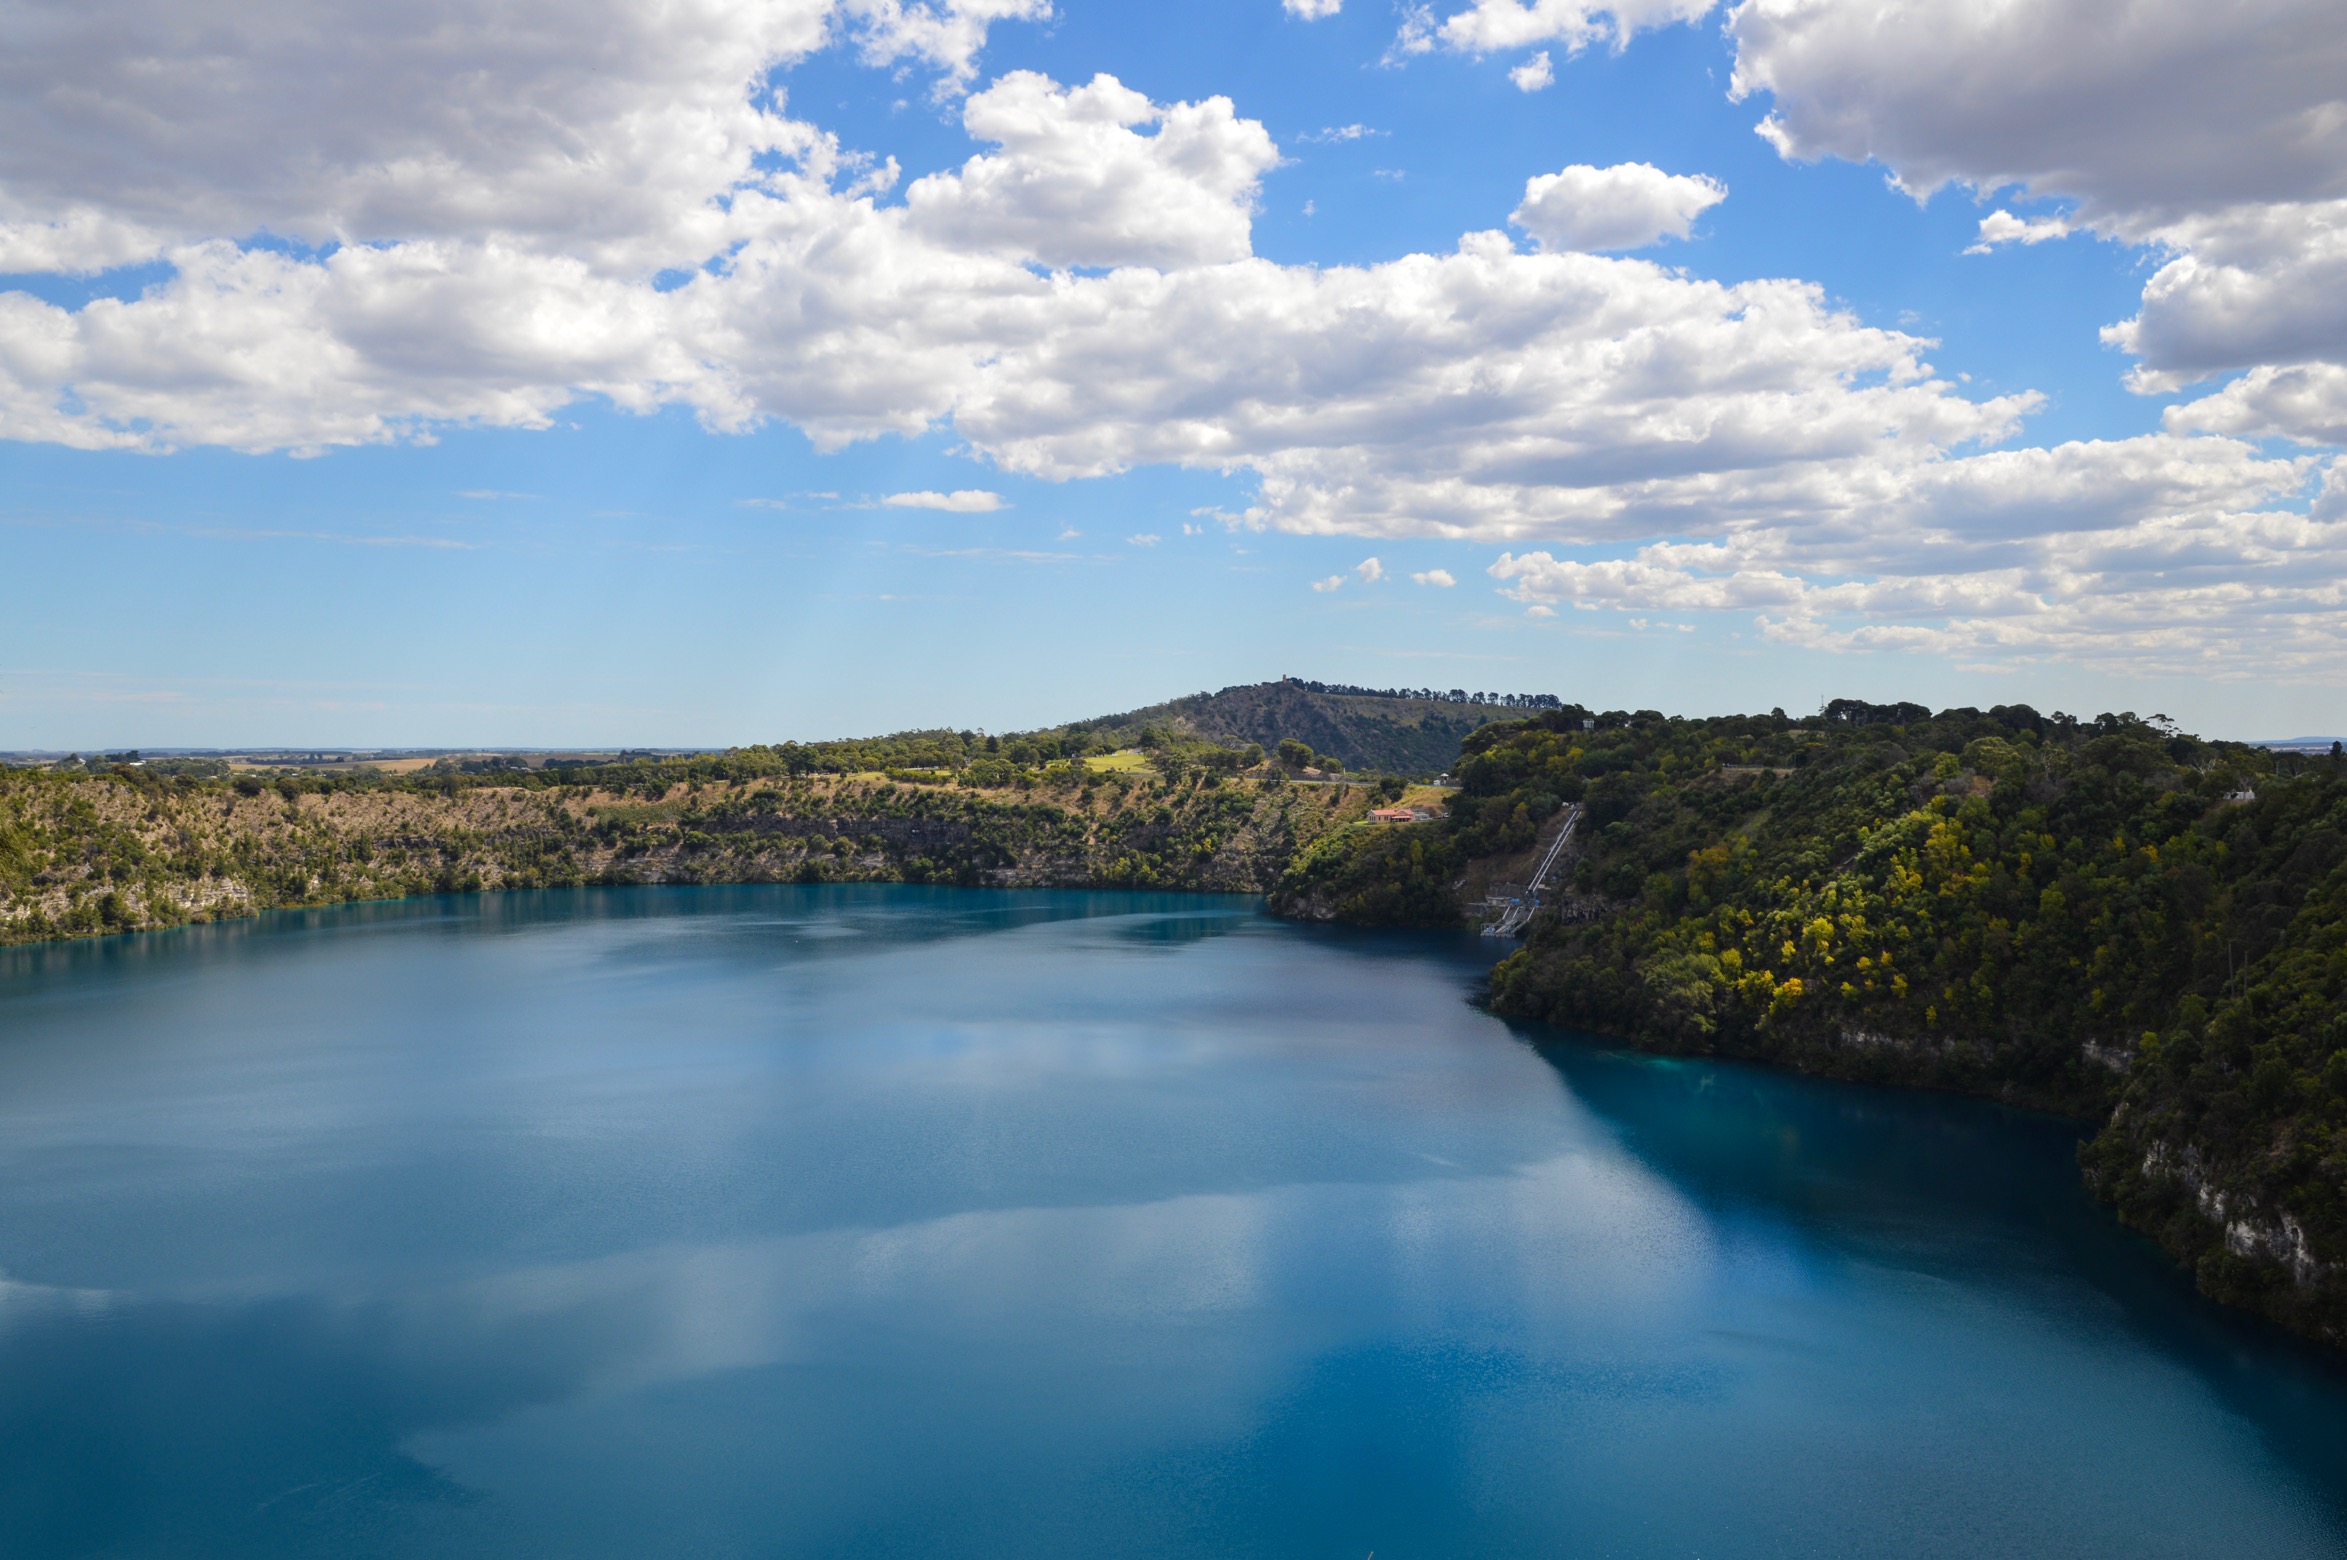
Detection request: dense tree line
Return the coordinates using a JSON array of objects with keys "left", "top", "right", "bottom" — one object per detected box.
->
[
  {"left": 1273, "top": 678, "right": 1567, "bottom": 709},
  {"left": 1272, "top": 822, "right": 1464, "bottom": 924}
]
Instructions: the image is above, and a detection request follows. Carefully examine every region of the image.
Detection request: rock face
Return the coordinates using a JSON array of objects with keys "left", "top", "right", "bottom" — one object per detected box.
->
[
  {"left": 1263, "top": 885, "right": 1340, "bottom": 923},
  {"left": 2084, "top": 1128, "right": 2346, "bottom": 1348},
  {"left": 0, "top": 767, "right": 1375, "bottom": 946}
]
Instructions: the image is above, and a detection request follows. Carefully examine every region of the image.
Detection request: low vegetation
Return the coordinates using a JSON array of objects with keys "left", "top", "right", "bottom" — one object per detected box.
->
[{"left": 0, "top": 752, "right": 1375, "bottom": 944}]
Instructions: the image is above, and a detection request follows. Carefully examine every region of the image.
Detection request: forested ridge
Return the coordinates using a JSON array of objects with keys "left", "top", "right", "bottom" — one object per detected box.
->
[
  {"left": 1274, "top": 700, "right": 2347, "bottom": 1347},
  {"left": 1066, "top": 678, "right": 1532, "bottom": 775}
]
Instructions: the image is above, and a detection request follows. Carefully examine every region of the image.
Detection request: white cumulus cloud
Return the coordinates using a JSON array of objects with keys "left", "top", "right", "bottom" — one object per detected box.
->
[
  {"left": 1967, "top": 211, "right": 2072, "bottom": 253},
  {"left": 1407, "top": 0, "right": 2347, "bottom": 453},
  {"left": 1406, "top": 0, "right": 1714, "bottom": 57},
  {"left": 2102, "top": 202, "right": 2347, "bottom": 388},
  {"left": 1311, "top": 557, "right": 1385, "bottom": 591},
  {"left": 1509, "top": 51, "right": 1555, "bottom": 90},
  {"left": 2166, "top": 365, "right": 2347, "bottom": 448},
  {"left": 1725, "top": 0, "right": 2347, "bottom": 442},
  {"left": 904, "top": 72, "right": 1278, "bottom": 270},
  {"left": 1728, "top": 0, "right": 2347, "bottom": 228},
  {"left": 881, "top": 488, "right": 1007, "bottom": 510},
  {"left": 1412, "top": 568, "right": 1456, "bottom": 586},
  {"left": 1510, "top": 163, "right": 1725, "bottom": 252},
  {"left": 0, "top": 0, "right": 1047, "bottom": 275},
  {"left": 1487, "top": 434, "right": 2340, "bottom": 676}
]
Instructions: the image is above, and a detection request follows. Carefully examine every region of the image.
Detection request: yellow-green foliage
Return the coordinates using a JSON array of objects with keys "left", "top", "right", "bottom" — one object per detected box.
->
[
  {"left": 1416, "top": 706, "right": 2287, "bottom": 1106},
  {"left": 1271, "top": 820, "right": 1464, "bottom": 926}
]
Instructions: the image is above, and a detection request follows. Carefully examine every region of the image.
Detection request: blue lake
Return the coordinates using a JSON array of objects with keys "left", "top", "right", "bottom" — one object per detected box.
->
[{"left": 2, "top": 886, "right": 2344, "bottom": 1558}]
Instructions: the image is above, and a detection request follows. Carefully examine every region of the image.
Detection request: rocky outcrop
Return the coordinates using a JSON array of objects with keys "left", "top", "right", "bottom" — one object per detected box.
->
[
  {"left": 0, "top": 770, "right": 1375, "bottom": 946},
  {"left": 2083, "top": 1132, "right": 2345, "bottom": 1348}
]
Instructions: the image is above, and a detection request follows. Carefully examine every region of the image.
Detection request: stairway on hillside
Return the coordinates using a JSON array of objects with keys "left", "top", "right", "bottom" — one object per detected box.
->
[{"left": 1478, "top": 803, "right": 1581, "bottom": 938}]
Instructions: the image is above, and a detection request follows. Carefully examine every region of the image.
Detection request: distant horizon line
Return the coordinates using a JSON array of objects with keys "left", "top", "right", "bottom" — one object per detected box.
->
[{"left": 9, "top": 735, "right": 2345, "bottom": 762}]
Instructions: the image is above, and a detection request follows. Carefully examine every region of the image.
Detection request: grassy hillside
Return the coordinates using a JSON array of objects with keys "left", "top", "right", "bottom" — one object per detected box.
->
[{"left": 1273, "top": 700, "right": 2347, "bottom": 1347}]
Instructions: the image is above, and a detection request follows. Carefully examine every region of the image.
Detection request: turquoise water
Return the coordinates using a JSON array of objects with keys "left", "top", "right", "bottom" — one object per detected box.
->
[{"left": 1, "top": 888, "right": 2343, "bottom": 1559}]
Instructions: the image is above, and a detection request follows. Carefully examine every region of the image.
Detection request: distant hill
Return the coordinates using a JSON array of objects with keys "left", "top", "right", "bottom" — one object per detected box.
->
[{"left": 1046, "top": 679, "right": 1564, "bottom": 776}]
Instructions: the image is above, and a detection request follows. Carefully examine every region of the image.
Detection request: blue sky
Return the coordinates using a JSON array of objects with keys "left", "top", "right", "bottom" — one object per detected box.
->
[{"left": 1, "top": 0, "right": 2340, "bottom": 747}]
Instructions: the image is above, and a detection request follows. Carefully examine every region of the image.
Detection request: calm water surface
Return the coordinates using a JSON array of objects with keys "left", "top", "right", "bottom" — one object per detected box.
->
[{"left": 1, "top": 887, "right": 2343, "bottom": 1558}]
